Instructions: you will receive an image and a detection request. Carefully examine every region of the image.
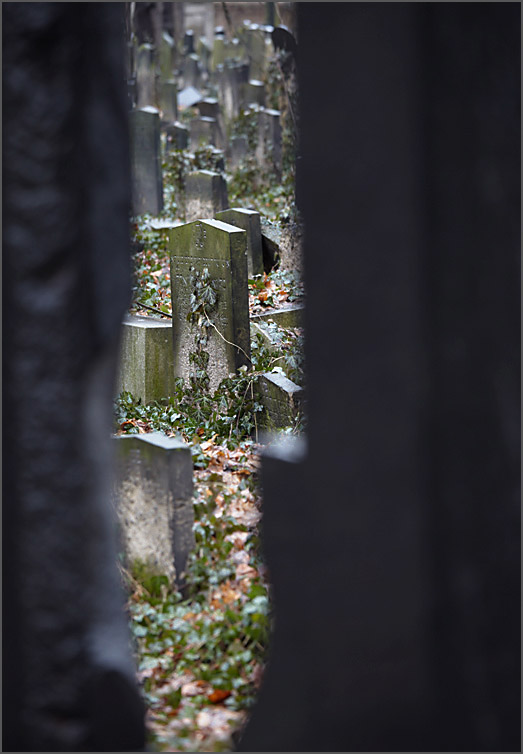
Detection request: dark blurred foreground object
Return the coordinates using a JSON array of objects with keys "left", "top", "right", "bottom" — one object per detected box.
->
[
  {"left": 3, "top": 4, "right": 146, "bottom": 751},
  {"left": 240, "top": 3, "right": 520, "bottom": 752}
]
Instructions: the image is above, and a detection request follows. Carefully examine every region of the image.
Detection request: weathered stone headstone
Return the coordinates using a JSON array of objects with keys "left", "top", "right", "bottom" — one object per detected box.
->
[
  {"left": 244, "top": 79, "right": 266, "bottom": 107},
  {"left": 210, "top": 35, "right": 227, "bottom": 72},
  {"left": 184, "top": 29, "right": 195, "bottom": 56},
  {"left": 117, "top": 314, "right": 175, "bottom": 404},
  {"left": 158, "top": 30, "right": 176, "bottom": 80},
  {"left": 165, "top": 121, "right": 189, "bottom": 151},
  {"left": 113, "top": 433, "right": 194, "bottom": 589},
  {"left": 229, "top": 134, "right": 248, "bottom": 169},
  {"left": 245, "top": 24, "right": 266, "bottom": 80},
  {"left": 217, "top": 61, "right": 250, "bottom": 122},
  {"left": 257, "top": 371, "right": 303, "bottom": 431},
  {"left": 159, "top": 80, "right": 178, "bottom": 123},
  {"left": 185, "top": 170, "right": 228, "bottom": 222},
  {"left": 215, "top": 207, "right": 264, "bottom": 277},
  {"left": 189, "top": 116, "right": 218, "bottom": 150},
  {"left": 3, "top": 4, "right": 146, "bottom": 749},
  {"left": 130, "top": 106, "right": 163, "bottom": 216},
  {"left": 183, "top": 52, "right": 202, "bottom": 89},
  {"left": 257, "top": 107, "right": 282, "bottom": 178},
  {"left": 251, "top": 303, "right": 304, "bottom": 329},
  {"left": 169, "top": 219, "right": 250, "bottom": 392},
  {"left": 136, "top": 42, "right": 156, "bottom": 108},
  {"left": 197, "top": 98, "right": 225, "bottom": 148}
]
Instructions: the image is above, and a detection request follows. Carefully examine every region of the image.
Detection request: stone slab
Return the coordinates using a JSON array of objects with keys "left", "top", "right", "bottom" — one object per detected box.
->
[
  {"left": 215, "top": 207, "right": 264, "bottom": 277},
  {"left": 185, "top": 169, "right": 229, "bottom": 222},
  {"left": 130, "top": 107, "right": 163, "bottom": 216},
  {"left": 251, "top": 303, "right": 304, "bottom": 329},
  {"left": 169, "top": 219, "right": 250, "bottom": 393},
  {"left": 117, "top": 314, "right": 175, "bottom": 403},
  {"left": 112, "top": 432, "right": 194, "bottom": 588},
  {"left": 258, "top": 371, "right": 303, "bottom": 431}
]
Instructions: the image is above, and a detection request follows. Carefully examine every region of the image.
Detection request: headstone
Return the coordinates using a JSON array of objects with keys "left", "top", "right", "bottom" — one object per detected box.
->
[
  {"left": 189, "top": 116, "right": 218, "bottom": 150},
  {"left": 251, "top": 303, "right": 304, "bottom": 330},
  {"left": 3, "top": 4, "right": 146, "bottom": 749},
  {"left": 117, "top": 314, "right": 175, "bottom": 404},
  {"left": 215, "top": 207, "right": 264, "bottom": 277},
  {"left": 159, "top": 80, "right": 178, "bottom": 123},
  {"left": 129, "top": 107, "right": 163, "bottom": 216},
  {"left": 239, "top": 3, "right": 521, "bottom": 752},
  {"left": 210, "top": 35, "right": 227, "bottom": 72},
  {"left": 136, "top": 43, "right": 156, "bottom": 108},
  {"left": 183, "top": 52, "right": 202, "bottom": 89},
  {"left": 257, "top": 107, "right": 282, "bottom": 178},
  {"left": 113, "top": 433, "right": 195, "bottom": 589},
  {"left": 244, "top": 79, "right": 266, "bottom": 107},
  {"left": 183, "top": 29, "right": 195, "bottom": 56},
  {"left": 185, "top": 169, "right": 228, "bottom": 222},
  {"left": 217, "top": 61, "right": 250, "bottom": 122},
  {"left": 229, "top": 134, "right": 248, "bottom": 169},
  {"left": 257, "top": 371, "right": 303, "bottom": 431},
  {"left": 158, "top": 30, "right": 176, "bottom": 79},
  {"left": 197, "top": 98, "right": 226, "bottom": 148},
  {"left": 169, "top": 219, "right": 251, "bottom": 392},
  {"left": 165, "top": 121, "right": 189, "bottom": 151},
  {"left": 245, "top": 24, "right": 266, "bottom": 80}
]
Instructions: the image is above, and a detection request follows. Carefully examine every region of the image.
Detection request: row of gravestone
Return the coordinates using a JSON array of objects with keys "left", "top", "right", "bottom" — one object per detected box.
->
[{"left": 118, "top": 211, "right": 304, "bottom": 432}]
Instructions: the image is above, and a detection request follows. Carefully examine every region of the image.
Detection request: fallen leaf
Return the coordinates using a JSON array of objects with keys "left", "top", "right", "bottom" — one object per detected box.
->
[{"left": 207, "top": 689, "right": 231, "bottom": 703}]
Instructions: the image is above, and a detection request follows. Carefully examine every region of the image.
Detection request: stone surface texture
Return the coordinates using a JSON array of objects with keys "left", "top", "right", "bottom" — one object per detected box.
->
[
  {"left": 117, "top": 314, "right": 175, "bottom": 404},
  {"left": 130, "top": 106, "right": 164, "bottom": 216},
  {"left": 215, "top": 207, "right": 264, "bottom": 277},
  {"left": 113, "top": 433, "right": 194, "bottom": 587},
  {"left": 185, "top": 169, "right": 229, "bottom": 222},
  {"left": 169, "top": 219, "right": 250, "bottom": 392}
]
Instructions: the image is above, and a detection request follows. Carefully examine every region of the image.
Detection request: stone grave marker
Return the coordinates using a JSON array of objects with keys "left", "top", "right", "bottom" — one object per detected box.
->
[
  {"left": 244, "top": 79, "right": 266, "bottom": 107},
  {"left": 183, "top": 53, "right": 202, "bottom": 89},
  {"left": 215, "top": 207, "right": 264, "bottom": 277},
  {"left": 185, "top": 170, "right": 228, "bottom": 222},
  {"left": 197, "top": 98, "right": 225, "bottom": 148},
  {"left": 117, "top": 314, "right": 175, "bottom": 404},
  {"left": 217, "top": 61, "right": 250, "bottom": 123},
  {"left": 245, "top": 24, "right": 266, "bottom": 80},
  {"left": 113, "top": 433, "right": 194, "bottom": 589},
  {"left": 130, "top": 106, "right": 163, "bottom": 216},
  {"left": 158, "top": 30, "right": 175, "bottom": 80},
  {"left": 165, "top": 121, "right": 189, "bottom": 151},
  {"left": 169, "top": 219, "right": 250, "bottom": 392},
  {"left": 229, "top": 135, "right": 248, "bottom": 169},
  {"left": 159, "top": 80, "right": 178, "bottom": 124},
  {"left": 257, "top": 371, "right": 303, "bottom": 431},
  {"left": 136, "top": 43, "right": 156, "bottom": 108},
  {"left": 189, "top": 116, "right": 218, "bottom": 150},
  {"left": 184, "top": 29, "right": 195, "bottom": 56},
  {"left": 257, "top": 107, "right": 282, "bottom": 178}
]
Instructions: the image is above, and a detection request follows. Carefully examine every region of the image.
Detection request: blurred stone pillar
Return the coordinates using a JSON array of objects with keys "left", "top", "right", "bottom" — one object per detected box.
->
[
  {"left": 239, "top": 3, "right": 520, "bottom": 752},
  {"left": 3, "top": 4, "right": 146, "bottom": 751}
]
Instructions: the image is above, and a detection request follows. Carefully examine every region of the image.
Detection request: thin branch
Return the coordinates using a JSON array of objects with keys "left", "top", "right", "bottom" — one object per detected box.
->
[{"left": 135, "top": 301, "right": 172, "bottom": 318}]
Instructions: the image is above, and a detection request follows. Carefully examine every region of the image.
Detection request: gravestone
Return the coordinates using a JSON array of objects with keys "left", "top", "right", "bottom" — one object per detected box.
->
[
  {"left": 158, "top": 30, "right": 175, "bottom": 80},
  {"left": 229, "top": 134, "right": 248, "bottom": 169},
  {"left": 215, "top": 207, "right": 264, "bottom": 277},
  {"left": 113, "top": 433, "right": 194, "bottom": 589},
  {"left": 244, "top": 79, "right": 266, "bottom": 107},
  {"left": 159, "top": 80, "right": 178, "bottom": 124},
  {"left": 184, "top": 29, "right": 195, "bottom": 56},
  {"left": 257, "top": 372, "right": 303, "bottom": 431},
  {"left": 183, "top": 52, "right": 202, "bottom": 89},
  {"left": 169, "top": 219, "right": 250, "bottom": 392},
  {"left": 257, "top": 107, "right": 282, "bottom": 178},
  {"left": 210, "top": 35, "right": 227, "bottom": 72},
  {"left": 251, "top": 303, "right": 304, "bottom": 330},
  {"left": 239, "top": 3, "right": 521, "bottom": 752},
  {"left": 136, "top": 43, "right": 156, "bottom": 108},
  {"left": 165, "top": 121, "right": 189, "bottom": 151},
  {"left": 189, "top": 116, "right": 218, "bottom": 150},
  {"left": 117, "top": 314, "right": 175, "bottom": 404},
  {"left": 3, "top": 4, "right": 146, "bottom": 749},
  {"left": 197, "top": 98, "right": 225, "bottom": 148},
  {"left": 185, "top": 170, "right": 228, "bottom": 222},
  {"left": 245, "top": 24, "right": 266, "bottom": 80},
  {"left": 217, "top": 61, "right": 250, "bottom": 122},
  {"left": 129, "top": 107, "right": 163, "bottom": 216}
]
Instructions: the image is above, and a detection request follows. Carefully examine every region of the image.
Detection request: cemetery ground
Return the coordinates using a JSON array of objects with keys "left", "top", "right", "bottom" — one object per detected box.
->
[{"left": 114, "top": 137, "right": 303, "bottom": 751}]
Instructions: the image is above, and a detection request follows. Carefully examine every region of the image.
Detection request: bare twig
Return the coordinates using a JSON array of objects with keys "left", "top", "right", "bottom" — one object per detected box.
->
[{"left": 136, "top": 301, "right": 172, "bottom": 318}]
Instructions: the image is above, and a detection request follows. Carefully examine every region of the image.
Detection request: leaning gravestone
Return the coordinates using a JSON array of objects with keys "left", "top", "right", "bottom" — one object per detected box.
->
[
  {"left": 169, "top": 219, "right": 250, "bottom": 392},
  {"left": 185, "top": 170, "right": 228, "bottom": 222},
  {"left": 215, "top": 207, "right": 264, "bottom": 277},
  {"left": 130, "top": 107, "right": 163, "bottom": 215},
  {"left": 113, "top": 433, "right": 195, "bottom": 589},
  {"left": 257, "top": 371, "right": 303, "bottom": 431}
]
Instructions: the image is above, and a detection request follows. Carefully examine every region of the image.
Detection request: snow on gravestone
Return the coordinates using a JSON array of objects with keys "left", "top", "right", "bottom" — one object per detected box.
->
[{"left": 169, "top": 219, "right": 251, "bottom": 393}]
